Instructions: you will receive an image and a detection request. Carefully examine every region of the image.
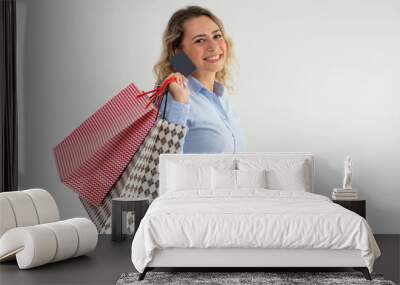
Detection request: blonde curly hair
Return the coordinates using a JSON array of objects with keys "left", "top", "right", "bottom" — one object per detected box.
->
[{"left": 154, "top": 6, "right": 235, "bottom": 89}]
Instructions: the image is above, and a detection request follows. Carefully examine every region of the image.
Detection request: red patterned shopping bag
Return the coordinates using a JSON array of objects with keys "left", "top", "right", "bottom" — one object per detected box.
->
[{"left": 53, "top": 83, "right": 161, "bottom": 206}]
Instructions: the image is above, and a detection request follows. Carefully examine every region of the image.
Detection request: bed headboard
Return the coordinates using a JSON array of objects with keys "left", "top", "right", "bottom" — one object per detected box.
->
[{"left": 158, "top": 152, "right": 314, "bottom": 196}]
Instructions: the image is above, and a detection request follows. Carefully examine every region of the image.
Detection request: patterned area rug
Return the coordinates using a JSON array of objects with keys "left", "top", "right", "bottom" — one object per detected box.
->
[{"left": 116, "top": 271, "right": 396, "bottom": 285}]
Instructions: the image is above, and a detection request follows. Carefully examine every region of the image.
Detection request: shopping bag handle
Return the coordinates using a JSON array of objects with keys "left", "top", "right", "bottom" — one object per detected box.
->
[
  {"left": 137, "top": 76, "right": 177, "bottom": 109},
  {"left": 150, "top": 88, "right": 169, "bottom": 120}
]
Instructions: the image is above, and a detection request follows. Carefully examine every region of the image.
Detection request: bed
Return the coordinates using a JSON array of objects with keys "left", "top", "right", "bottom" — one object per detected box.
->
[{"left": 131, "top": 152, "right": 381, "bottom": 280}]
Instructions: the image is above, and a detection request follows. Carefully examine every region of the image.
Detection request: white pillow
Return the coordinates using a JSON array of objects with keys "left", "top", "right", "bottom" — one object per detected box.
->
[
  {"left": 238, "top": 159, "right": 309, "bottom": 191},
  {"left": 211, "top": 168, "right": 236, "bottom": 190},
  {"left": 267, "top": 164, "right": 306, "bottom": 191},
  {"left": 167, "top": 162, "right": 211, "bottom": 191},
  {"left": 236, "top": 169, "right": 268, "bottom": 189},
  {"left": 211, "top": 168, "right": 268, "bottom": 190}
]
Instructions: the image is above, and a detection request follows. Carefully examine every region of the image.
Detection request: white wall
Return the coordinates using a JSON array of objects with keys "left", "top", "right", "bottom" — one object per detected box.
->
[{"left": 17, "top": 0, "right": 400, "bottom": 233}]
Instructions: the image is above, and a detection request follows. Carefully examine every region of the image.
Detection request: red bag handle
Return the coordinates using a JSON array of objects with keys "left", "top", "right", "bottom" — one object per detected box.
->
[{"left": 137, "top": 76, "right": 177, "bottom": 109}]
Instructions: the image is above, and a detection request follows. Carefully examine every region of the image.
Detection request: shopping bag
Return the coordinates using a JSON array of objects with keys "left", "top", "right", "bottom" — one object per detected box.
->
[
  {"left": 80, "top": 118, "right": 188, "bottom": 233},
  {"left": 53, "top": 83, "right": 159, "bottom": 206}
]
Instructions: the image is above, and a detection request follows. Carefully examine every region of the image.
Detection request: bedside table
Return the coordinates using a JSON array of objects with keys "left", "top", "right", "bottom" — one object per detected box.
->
[
  {"left": 332, "top": 199, "right": 366, "bottom": 218},
  {"left": 112, "top": 197, "right": 150, "bottom": 242}
]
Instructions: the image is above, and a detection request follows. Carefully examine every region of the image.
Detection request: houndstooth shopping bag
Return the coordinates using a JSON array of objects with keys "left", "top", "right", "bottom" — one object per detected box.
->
[{"left": 80, "top": 118, "right": 187, "bottom": 234}]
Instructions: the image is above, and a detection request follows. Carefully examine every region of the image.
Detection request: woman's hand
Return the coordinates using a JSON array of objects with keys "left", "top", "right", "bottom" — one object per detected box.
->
[{"left": 164, "top": 72, "right": 189, "bottom": 104}]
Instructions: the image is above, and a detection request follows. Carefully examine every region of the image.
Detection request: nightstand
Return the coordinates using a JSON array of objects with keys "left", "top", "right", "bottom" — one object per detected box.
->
[
  {"left": 332, "top": 199, "right": 366, "bottom": 219},
  {"left": 112, "top": 197, "right": 150, "bottom": 242}
]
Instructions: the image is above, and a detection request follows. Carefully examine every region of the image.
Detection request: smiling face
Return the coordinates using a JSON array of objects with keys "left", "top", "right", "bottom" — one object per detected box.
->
[{"left": 180, "top": 16, "right": 227, "bottom": 77}]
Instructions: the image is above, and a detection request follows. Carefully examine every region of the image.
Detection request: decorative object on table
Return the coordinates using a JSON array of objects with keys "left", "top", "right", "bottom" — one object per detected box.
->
[
  {"left": 111, "top": 198, "right": 149, "bottom": 242},
  {"left": 332, "top": 155, "right": 358, "bottom": 200},
  {"left": 333, "top": 199, "right": 366, "bottom": 218},
  {"left": 116, "top": 271, "right": 394, "bottom": 285},
  {"left": 332, "top": 187, "right": 359, "bottom": 200},
  {"left": 0, "top": 189, "right": 98, "bottom": 269},
  {"left": 343, "top": 155, "right": 353, "bottom": 190}
]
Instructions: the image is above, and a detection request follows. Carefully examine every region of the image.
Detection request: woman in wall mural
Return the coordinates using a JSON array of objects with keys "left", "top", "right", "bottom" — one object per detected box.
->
[{"left": 156, "top": 6, "right": 246, "bottom": 153}]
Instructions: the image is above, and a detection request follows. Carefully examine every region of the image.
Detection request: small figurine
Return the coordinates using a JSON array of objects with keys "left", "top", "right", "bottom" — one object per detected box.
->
[{"left": 342, "top": 156, "right": 352, "bottom": 190}]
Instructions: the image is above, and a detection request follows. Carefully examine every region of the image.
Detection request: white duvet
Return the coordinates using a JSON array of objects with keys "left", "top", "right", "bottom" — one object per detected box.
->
[{"left": 131, "top": 190, "right": 380, "bottom": 273}]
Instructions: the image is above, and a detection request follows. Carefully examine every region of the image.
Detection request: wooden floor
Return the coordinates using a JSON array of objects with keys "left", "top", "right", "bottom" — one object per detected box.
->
[{"left": 0, "top": 235, "right": 398, "bottom": 285}]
